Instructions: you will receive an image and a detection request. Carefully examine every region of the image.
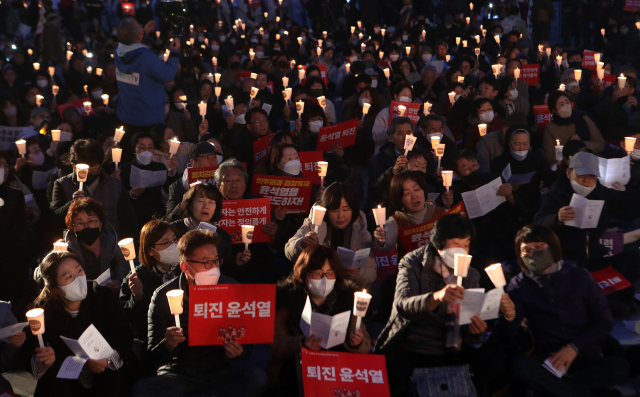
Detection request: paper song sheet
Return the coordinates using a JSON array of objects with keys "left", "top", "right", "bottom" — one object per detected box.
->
[
  {"left": 56, "top": 356, "right": 87, "bottom": 379},
  {"left": 543, "top": 357, "right": 566, "bottom": 378},
  {"left": 501, "top": 164, "right": 535, "bottom": 185},
  {"left": 31, "top": 167, "right": 59, "bottom": 190},
  {"left": 598, "top": 156, "right": 630, "bottom": 188},
  {"left": 0, "top": 322, "right": 28, "bottom": 343},
  {"left": 461, "top": 177, "right": 506, "bottom": 219},
  {"left": 565, "top": 194, "right": 604, "bottom": 229},
  {"left": 60, "top": 324, "right": 114, "bottom": 360},
  {"left": 92, "top": 268, "right": 111, "bottom": 288},
  {"left": 337, "top": 247, "right": 370, "bottom": 269},
  {"left": 459, "top": 288, "right": 502, "bottom": 325},
  {"left": 300, "top": 297, "right": 351, "bottom": 349},
  {"left": 130, "top": 166, "right": 167, "bottom": 189}
]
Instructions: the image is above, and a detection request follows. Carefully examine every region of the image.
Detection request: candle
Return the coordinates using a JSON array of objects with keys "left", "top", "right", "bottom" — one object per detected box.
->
[
  {"left": 241, "top": 225, "right": 254, "bottom": 250},
  {"left": 297, "top": 37, "right": 302, "bottom": 46},
  {"left": 26, "top": 308, "right": 45, "bottom": 348},
  {"left": 84, "top": 85, "right": 88, "bottom": 94},
  {"left": 102, "top": 94, "right": 109, "bottom": 106},
  {"left": 76, "top": 163, "right": 89, "bottom": 191},
  {"left": 383, "top": 68, "right": 390, "bottom": 78},
  {"left": 559, "top": 83, "right": 565, "bottom": 91},
  {"left": 53, "top": 240, "right": 68, "bottom": 251},
  {"left": 118, "top": 238, "right": 137, "bottom": 274},
  {"left": 36, "top": 95, "right": 44, "bottom": 107},
  {"left": 83, "top": 102, "right": 91, "bottom": 115},
  {"left": 282, "top": 76, "right": 289, "bottom": 87},
  {"left": 28, "top": 48, "right": 33, "bottom": 56},
  {"left": 594, "top": 53, "right": 601, "bottom": 63},
  {"left": 482, "top": 29, "right": 487, "bottom": 37},
  {"left": 33, "top": 62, "right": 40, "bottom": 71},
  {"left": 475, "top": 35, "right": 480, "bottom": 44},
  {"left": 596, "top": 61, "right": 604, "bottom": 71},
  {"left": 555, "top": 139, "right": 563, "bottom": 162},
  {"left": 465, "top": 17, "right": 470, "bottom": 25},
  {"left": 169, "top": 138, "right": 180, "bottom": 159},
  {"left": 317, "top": 47, "right": 322, "bottom": 56},
  {"left": 454, "top": 253, "right": 472, "bottom": 286},
  {"left": 455, "top": 37, "right": 461, "bottom": 46},
  {"left": 574, "top": 69, "right": 582, "bottom": 82},
  {"left": 403, "top": 133, "right": 416, "bottom": 155},
  {"left": 214, "top": 86, "right": 221, "bottom": 100},
  {"left": 405, "top": 46, "right": 411, "bottom": 56},
  {"left": 478, "top": 123, "right": 487, "bottom": 136},
  {"left": 48, "top": 66, "right": 55, "bottom": 77},
  {"left": 86, "top": 66, "right": 92, "bottom": 74},
  {"left": 434, "top": 143, "right": 445, "bottom": 160},
  {"left": 556, "top": 55, "right": 562, "bottom": 66},
  {"left": 442, "top": 170, "right": 453, "bottom": 191},
  {"left": 66, "top": 51, "right": 72, "bottom": 61},
  {"left": 470, "top": 2, "right": 473, "bottom": 10},
  {"left": 619, "top": 74, "right": 627, "bottom": 89},
  {"left": 397, "top": 105, "right": 406, "bottom": 116},
  {"left": 625, "top": 137, "right": 637, "bottom": 154},
  {"left": 51, "top": 130, "right": 61, "bottom": 141},
  {"left": 318, "top": 39, "right": 323, "bottom": 47},
  {"left": 166, "top": 290, "right": 184, "bottom": 328},
  {"left": 357, "top": 20, "right": 362, "bottom": 28},
  {"left": 207, "top": 73, "right": 214, "bottom": 83},
  {"left": 296, "top": 100, "right": 304, "bottom": 116},
  {"left": 457, "top": 76, "right": 465, "bottom": 83},
  {"left": 351, "top": 26, "right": 356, "bottom": 34},
  {"left": 250, "top": 72, "right": 257, "bottom": 80},
  {"left": 353, "top": 289, "right": 372, "bottom": 329},
  {"left": 212, "top": 56, "right": 217, "bottom": 66},
  {"left": 298, "top": 68, "right": 305, "bottom": 80},
  {"left": 317, "top": 161, "right": 328, "bottom": 187},
  {"left": 311, "top": 206, "right": 327, "bottom": 233},
  {"left": 485, "top": 263, "right": 506, "bottom": 289},
  {"left": 96, "top": 68, "right": 103, "bottom": 76},
  {"left": 545, "top": 48, "right": 551, "bottom": 57},
  {"left": 250, "top": 87, "right": 259, "bottom": 99},
  {"left": 362, "top": 102, "right": 371, "bottom": 119},
  {"left": 448, "top": 92, "right": 456, "bottom": 104},
  {"left": 323, "top": 31, "right": 328, "bottom": 38},
  {"left": 514, "top": 67, "right": 520, "bottom": 80},
  {"left": 597, "top": 68, "right": 604, "bottom": 81},
  {"left": 494, "top": 35, "right": 500, "bottom": 44},
  {"left": 16, "top": 140, "right": 27, "bottom": 158},
  {"left": 446, "top": 54, "right": 451, "bottom": 62},
  {"left": 538, "top": 44, "right": 543, "bottom": 52},
  {"left": 283, "top": 88, "right": 292, "bottom": 106},
  {"left": 345, "top": 63, "right": 350, "bottom": 74},
  {"left": 198, "top": 101, "right": 207, "bottom": 116},
  {"left": 114, "top": 127, "right": 125, "bottom": 143},
  {"left": 430, "top": 136, "right": 441, "bottom": 147},
  {"left": 462, "top": 40, "right": 467, "bottom": 47},
  {"left": 112, "top": 148, "right": 122, "bottom": 170},
  {"left": 317, "top": 96, "right": 326, "bottom": 110},
  {"left": 491, "top": 64, "right": 501, "bottom": 77},
  {"left": 601, "top": 28, "right": 605, "bottom": 37}
]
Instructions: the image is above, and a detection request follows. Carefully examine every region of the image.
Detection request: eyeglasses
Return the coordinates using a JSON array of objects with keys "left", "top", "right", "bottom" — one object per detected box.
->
[
  {"left": 308, "top": 270, "right": 336, "bottom": 280},
  {"left": 154, "top": 236, "right": 178, "bottom": 248},
  {"left": 186, "top": 258, "right": 222, "bottom": 269},
  {"left": 74, "top": 219, "right": 100, "bottom": 230},
  {"left": 250, "top": 120, "right": 268, "bottom": 125}
]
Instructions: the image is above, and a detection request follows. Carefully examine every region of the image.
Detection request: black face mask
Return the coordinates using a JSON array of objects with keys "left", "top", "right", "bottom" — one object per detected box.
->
[
  {"left": 277, "top": 60, "right": 288, "bottom": 68},
  {"left": 616, "top": 95, "right": 629, "bottom": 105},
  {"left": 75, "top": 227, "right": 100, "bottom": 246},
  {"left": 85, "top": 173, "right": 99, "bottom": 185},
  {"left": 522, "top": 247, "right": 555, "bottom": 274},
  {"left": 230, "top": 61, "right": 240, "bottom": 69},
  {"left": 569, "top": 62, "right": 582, "bottom": 70},
  {"left": 463, "top": 170, "right": 482, "bottom": 186},
  {"left": 60, "top": 164, "right": 73, "bottom": 175}
]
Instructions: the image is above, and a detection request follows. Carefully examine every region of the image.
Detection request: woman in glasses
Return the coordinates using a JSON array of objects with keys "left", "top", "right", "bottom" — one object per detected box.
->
[
  {"left": 35, "top": 198, "right": 129, "bottom": 291},
  {"left": 119, "top": 220, "right": 181, "bottom": 371},
  {"left": 267, "top": 244, "right": 371, "bottom": 395}
]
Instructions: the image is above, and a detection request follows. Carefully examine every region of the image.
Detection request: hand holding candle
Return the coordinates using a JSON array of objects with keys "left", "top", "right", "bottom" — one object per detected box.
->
[
  {"left": 619, "top": 74, "right": 627, "bottom": 89},
  {"left": 241, "top": 225, "right": 255, "bottom": 250},
  {"left": 296, "top": 100, "right": 305, "bottom": 117},
  {"left": 362, "top": 103, "right": 371, "bottom": 119},
  {"left": 52, "top": 130, "right": 61, "bottom": 142},
  {"left": 555, "top": 139, "right": 563, "bottom": 162},
  {"left": 76, "top": 164, "right": 89, "bottom": 191},
  {"left": 478, "top": 124, "right": 487, "bottom": 137},
  {"left": 424, "top": 102, "right": 432, "bottom": 114},
  {"left": 485, "top": 263, "right": 506, "bottom": 292},
  {"left": 448, "top": 92, "right": 456, "bottom": 104},
  {"left": 118, "top": 238, "right": 137, "bottom": 274},
  {"left": 169, "top": 138, "right": 180, "bottom": 158},
  {"left": 397, "top": 105, "right": 406, "bottom": 117},
  {"left": 454, "top": 253, "right": 472, "bottom": 286},
  {"left": 198, "top": 101, "right": 207, "bottom": 116},
  {"left": 372, "top": 205, "right": 386, "bottom": 229},
  {"left": 16, "top": 140, "right": 27, "bottom": 158},
  {"left": 625, "top": 137, "right": 637, "bottom": 155},
  {"left": 166, "top": 290, "right": 184, "bottom": 329},
  {"left": 102, "top": 94, "right": 109, "bottom": 106},
  {"left": 442, "top": 170, "right": 453, "bottom": 192},
  {"left": 403, "top": 134, "right": 416, "bottom": 155}
]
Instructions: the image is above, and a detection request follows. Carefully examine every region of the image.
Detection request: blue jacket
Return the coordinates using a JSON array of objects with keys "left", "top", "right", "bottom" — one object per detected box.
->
[
  {"left": 494, "top": 262, "right": 612, "bottom": 358},
  {"left": 114, "top": 46, "right": 179, "bottom": 126}
]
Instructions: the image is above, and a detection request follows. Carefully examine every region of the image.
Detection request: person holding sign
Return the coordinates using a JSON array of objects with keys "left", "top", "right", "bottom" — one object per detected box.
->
[
  {"left": 535, "top": 152, "right": 640, "bottom": 314},
  {"left": 221, "top": 107, "right": 272, "bottom": 172},
  {"left": 374, "top": 171, "right": 453, "bottom": 260},
  {"left": 120, "top": 132, "right": 179, "bottom": 228},
  {"left": 131, "top": 230, "right": 268, "bottom": 397},
  {"left": 376, "top": 214, "right": 512, "bottom": 396},
  {"left": 543, "top": 91, "right": 605, "bottom": 165},
  {"left": 268, "top": 245, "right": 370, "bottom": 395},
  {"left": 286, "top": 183, "right": 378, "bottom": 287},
  {"left": 494, "top": 224, "right": 628, "bottom": 397},
  {"left": 20, "top": 251, "right": 133, "bottom": 396},
  {"left": 372, "top": 82, "right": 415, "bottom": 154}
]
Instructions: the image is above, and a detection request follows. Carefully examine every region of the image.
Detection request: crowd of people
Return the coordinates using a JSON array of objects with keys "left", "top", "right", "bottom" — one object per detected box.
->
[{"left": 1, "top": 0, "right": 640, "bottom": 395}]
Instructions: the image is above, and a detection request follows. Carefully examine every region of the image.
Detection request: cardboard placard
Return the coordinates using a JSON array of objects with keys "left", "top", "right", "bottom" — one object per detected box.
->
[
  {"left": 316, "top": 119, "right": 358, "bottom": 152},
  {"left": 251, "top": 174, "right": 313, "bottom": 214},
  {"left": 387, "top": 101, "right": 421, "bottom": 126},
  {"left": 253, "top": 133, "right": 275, "bottom": 165},
  {"left": 374, "top": 247, "right": 398, "bottom": 283},
  {"left": 520, "top": 64, "right": 540, "bottom": 86},
  {"left": 219, "top": 198, "right": 271, "bottom": 244},
  {"left": 57, "top": 99, "right": 95, "bottom": 117},
  {"left": 299, "top": 64, "right": 328, "bottom": 85},
  {"left": 398, "top": 202, "right": 466, "bottom": 253},
  {"left": 591, "top": 266, "right": 632, "bottom": 295},
  {"left": 301, "top": 350, "right": 390, "bottom": 397},
  {"left": 299, "top": 151, "right": 324, "bottom": 185},
  {"left": 189, "top": 284, "right": 275, "bottom": 346}
]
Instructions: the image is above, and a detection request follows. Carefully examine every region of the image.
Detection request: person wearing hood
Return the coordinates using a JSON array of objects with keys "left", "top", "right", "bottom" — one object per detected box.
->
[
  {"left": 114, "top": 17, "right": 180, "bottom": 133},
  {"left": 267, "top": 244, "right": 370, "bottom": 395},
  {"left": 130, "top": 230, "right": 268, "bottom": 397},
  {"left": 19, "top": 251, "right": 134, "bottom": 397},
  {"left": 543, "top": 91, "right": 605, "bottom": 165},
  {"left": 120, "top": 132, "right": 179, "bottom": 228},
  {"left": 535, "top": 152, "right": 640, "bottom": 313},
  {"left": 477, "top": 112, "right": 528, "bottom": 173},
  {"left": 494, "top": 224, "right": 629, "bottom": 397},
  {"left": 376, "top": 214, "right": 512, "bottom": 397}
]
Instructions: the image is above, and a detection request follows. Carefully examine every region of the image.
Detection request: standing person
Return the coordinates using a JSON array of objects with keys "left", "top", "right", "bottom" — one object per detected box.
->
[{"left": 114, "top": 17, "right": 181, "bottom": 160}]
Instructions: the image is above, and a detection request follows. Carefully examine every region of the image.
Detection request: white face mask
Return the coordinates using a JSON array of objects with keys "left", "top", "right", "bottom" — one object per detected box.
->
[
  {"left": 349, "top": 55, "right": 358, "bottom": 63},
  {"left": 509, "top": 89, "right": 518, "bottom": 99},
  {"left": 59, "top": 275, "right": 88, "bottom": 302},
  {"left": 219, "top": 36, "right": 226, "bottom": 42},
  {"left": 359, "top": 97, "right": 371, "bottom": 107},
  {"left": 30, "top": 151, "right": 45, "bottom": 166},
  {"left": 211, "top": 44, "right": 220, "bottom": 51},
  {"left": 190, "top": 265, "right": 220, "bottom": 285},
  {"left": 3, "top": 106, "right": 17, "bottom": 117},
  {"left": 309, "top": 120, "right": 323, "bottom": 133},
  {"left": 175, "top": 101, "right": 184, "bottom": 110},
  {"left": 402, "top": 35, "right": 409, "bottom": 41},
  {"left": 217, "top": 154, "right": 224, "bottom": 165},
  {"left": 371, "top": 79, "right": 378, "bottom": 88},
  {"left": 37, "top": 79, "right": 48, "bottom": 88},
  {"left": 136, "top": 151, "right": 154, "bottom": 165},
  {"left": 571, "top": 179, "right": 595, "bottom": 197},
  {"left": 153, "top": 243, "right": 180, "bottom": 267},
  {"left": 307, "top": 276, "right": 336, "bottom": 298},
  {"left": 427, "top": 132, "right": 443, "bottom": 140},
  {"left": 565, "top": 82, "right": 578, "bottom": 92},
  {"left": 479, "top": 111, "right": 494, "bottom": 123},
  {"left": 510, "top": 148, "right": 528, "bottom": 161},
  {"left": 422, "top": 54, "right": 431, "bottom": 62},
  {"left": 235, "top": 113, "right": 246, "bottom": 124},
  {"left": 557, "top": 104, "right": 572, "bottom": 118},
  {"left": 283, "top": 159, "right": 302, "bottom": 175},
  {"left": 631, "top": 149, "right": 640, "bottom": 161},
  {"left": 255, "top": 51, "right": 264, "bottom": 59},
  {"left": 389, "top": 54, "right": 400, "bottom": 61},
  {"left": 92, "top": 89, "right": 103, "bottom": 99},
  {"left": 397, "top": 96, "right": 412, "bottom": 103},
  {"left": 440, "top": 247, "right": 468, "bottom": 269}
]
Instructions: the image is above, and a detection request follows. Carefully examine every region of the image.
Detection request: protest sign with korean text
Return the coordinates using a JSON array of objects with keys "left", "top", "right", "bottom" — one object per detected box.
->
[
  {"left": 299, "top": 151, "right": 323, "bottom": 185},
  {"left": 237, "top": 71, "right": 252, "bottom": 82},
  {"left": 251, "top": 174, "right": 312, "bottom": 214},
  {"left": 253, "top": 133, "right": 275, "bottom": 165},
  {"left": 590, "top": 72, "right": 616, "bottom": 93},
  {"left": 58, "top": 98, "right": 95, "bottom": 117},
  {"left": 0, "top": 126, "right": 24, "bottom": 151},
  {"left": 374, "top": 248, "right": 398, "bottom": 283},
  {"left": 218, "top": 198, "right": 271, "bottom": 244},
  {"left": 520, "top": 64, "right": 540, "bottom": 86},
  {"left": 316, "top": 119, "right": 358, "bottom": 152},
  {"left": 600, "top": 231, "right": 624, "bottom": 258},
  {"left": 534, "top": 103, "right": 574, "bottom": 135},
  {"left": 189, "top": 284, "right": 275, "bottom": 346},
  {"left": 301, "top": 350, "right": 390, "bottom": 397},
  {"left": 582, "top": 50, "right": 597, "bottom": 70},
  {"left": 625, "top": 0, "right": 640, "bottom": 11},
  {"left": 398, "top": 202, "right": 466, "bottom": 253},
  {"left": 187, "top": 163, "right": 247, "bottom": 185},
  {"left": 591, "top": 266, "right": 632, "bottom": 295},
  {"left": 388, "top": 101, "right": 421, "bottom": 125}
]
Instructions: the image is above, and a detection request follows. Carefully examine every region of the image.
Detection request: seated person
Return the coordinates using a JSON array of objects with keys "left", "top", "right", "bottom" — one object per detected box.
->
[
  {"left": 0, "top": 301, "right": 26, "bottom": 394},
  {"left": 267, "top": 244, "right": 370, "bottom": 396},
  {"left": 495, "top": 224, "right": 629, "bottom": 397},
  {"left": 20, "top": 252, "right": 133, "bottom": 397},
  {"left": 130, "top": 230, "right": 268, "bottom": 397}
]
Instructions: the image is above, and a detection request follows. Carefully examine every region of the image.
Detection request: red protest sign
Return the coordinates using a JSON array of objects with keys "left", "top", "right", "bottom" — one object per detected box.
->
[
  {"left": 58, "top": 98, "right": 95, "bottom": 117},
  {"left": 374, "top": 247, "right": 398, "bottom": 283},
  {"left": 247, "top": 0, "right": 261, "bottom": 7},
  {"left": 533, "top": 103, "right": 574, "bottom": 136},
  {"left": 625, "top": 0, "right": 640, "bottom": 12},
  {"left": 187, "top": 163, "right": 247, "bottom": 185},
  {"left": 251, "top": 174, "right": 313, "bottom": 214},
  {"left": 267, "top": 82, "right": 274, "bottom": 94},
  {"left": 189, "top": 284, "right": 275, "bottom": 346},
  {"left": 299, "top": 151, "right": 324, "bottom": 185},
  {"left": 254, "top": 133, "right": 275, "bottom": 165},
  {"left": 582, "top": 50, "right": 596, "bottom": 70},
  {"left": 238, "top": 71, "right": 252, "bottom": 82},
  {"left": 219, "top": 198, "right": 271, "bottom": 244},
  {"left": 301, "top": 350, "right": 390, "bottom": 397},
  {"left": 398, "top": 202, "right": 466, "bottom": 254},
  {"left": 520, "top": 64, "right": 540, "bottom": 86},
  {"left": 590, "top": 72, "right": 616, "bottom": 93},
  {"left": 591, "top": 266, "right": 632, "bottom": 295},
  {"left": 316, "top": 119, "right": 358, "bottom": 152},
  {"left": 299, "top": 64, "right": 328, "bottom": 85},
  {"left": 388, "top": 101, "right": 420, "bottom": 126}
]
